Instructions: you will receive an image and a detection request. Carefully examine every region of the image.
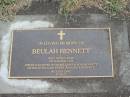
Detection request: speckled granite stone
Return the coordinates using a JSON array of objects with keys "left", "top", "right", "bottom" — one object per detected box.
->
[
  {"left": 0, "top": 14, "right": 130, "bottom": 94},
  {"left": 0, "top": 0, "right": 130, "bottom": 94}
]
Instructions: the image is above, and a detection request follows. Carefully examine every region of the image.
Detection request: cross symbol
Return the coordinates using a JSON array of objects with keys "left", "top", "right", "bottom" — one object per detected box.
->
[{"left": 57, "top": 30, "right": 66, "bottom": 40}]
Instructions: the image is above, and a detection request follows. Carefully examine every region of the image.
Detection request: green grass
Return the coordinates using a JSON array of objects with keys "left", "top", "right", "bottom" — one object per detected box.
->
[
  {"left": 0, "top": 0, "right": 129, "bottom": 21},
  {"left": 59, "top": 0, "right": 128, "bottom": 16},
  {"left": 59, "top": 0, "right": 78, "bottom": 16},
  {"left": 0, "top": 0, "right": 16, "bottom": 21},
  {"left": 0, "top": 0, "right": 31, "bottom": 21},
  {"left": 104, "top": 0, "right": 127, "bottom": 15}
]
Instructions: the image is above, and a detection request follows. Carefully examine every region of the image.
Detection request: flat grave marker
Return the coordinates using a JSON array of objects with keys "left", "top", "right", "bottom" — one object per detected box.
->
[{"left": 9, "top": 28, "right": 114, "bottom": 78}]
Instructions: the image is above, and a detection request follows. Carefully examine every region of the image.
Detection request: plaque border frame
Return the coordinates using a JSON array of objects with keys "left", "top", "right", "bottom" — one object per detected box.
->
[{"left": 8, "top": 28, "right": 114, "bottom": 79}]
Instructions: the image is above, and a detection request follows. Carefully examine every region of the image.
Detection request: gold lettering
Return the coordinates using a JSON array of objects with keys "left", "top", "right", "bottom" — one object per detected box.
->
[
  {"left": 32, "top": 48, "right": 91, "bottom": 55},
  {"left": 32, "top": 49, "right": 37, "bottom": 54}
]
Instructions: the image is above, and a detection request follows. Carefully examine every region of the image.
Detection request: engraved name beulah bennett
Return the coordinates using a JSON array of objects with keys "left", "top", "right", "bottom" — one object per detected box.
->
[{"left": 32, "top": 48, "right": 91, "bottom": 55}]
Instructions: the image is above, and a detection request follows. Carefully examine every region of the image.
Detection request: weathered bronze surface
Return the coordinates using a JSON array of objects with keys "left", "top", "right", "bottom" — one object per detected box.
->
[{"left": 9, "top": 28, "right": 114, "bottom": 78}]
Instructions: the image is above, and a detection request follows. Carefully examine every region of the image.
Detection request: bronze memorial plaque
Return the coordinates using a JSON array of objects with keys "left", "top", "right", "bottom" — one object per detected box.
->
[{"left": 9, "top": 28, "right": 114, "bottom": 78}]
